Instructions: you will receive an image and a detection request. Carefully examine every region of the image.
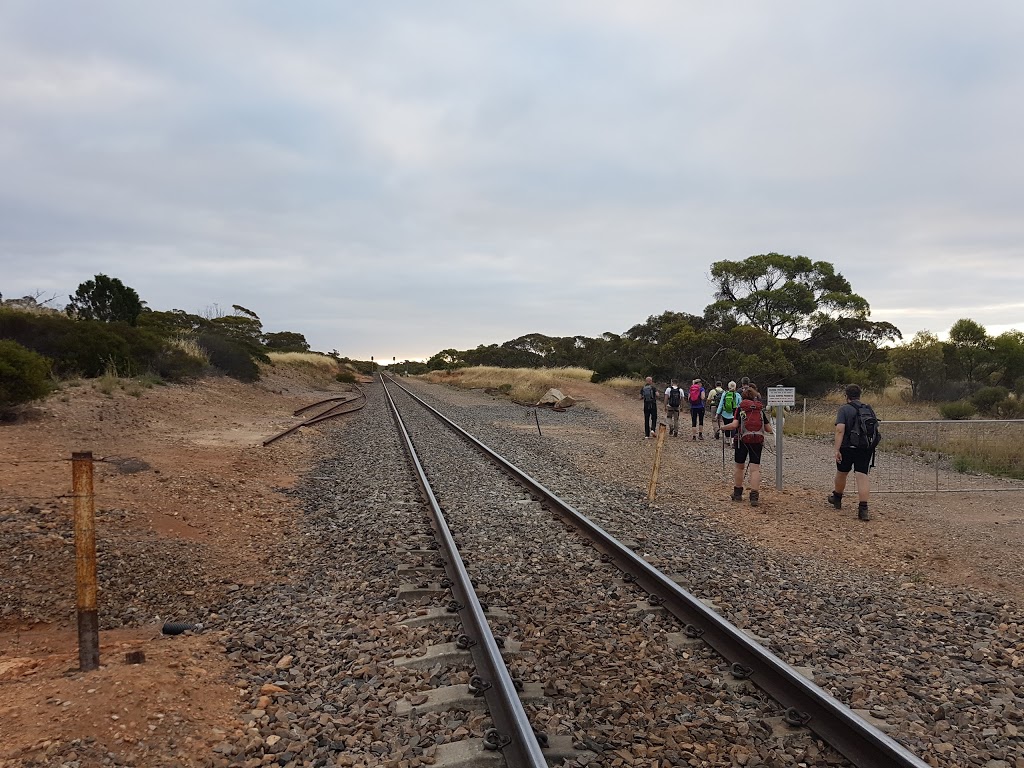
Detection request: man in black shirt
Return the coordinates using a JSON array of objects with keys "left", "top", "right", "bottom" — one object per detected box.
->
[
  {"left": 640, "top": 376, "right": 659, "bottom": 439},
  {"left": 828, "top": 384, "right": 873, "bottom": 521}
]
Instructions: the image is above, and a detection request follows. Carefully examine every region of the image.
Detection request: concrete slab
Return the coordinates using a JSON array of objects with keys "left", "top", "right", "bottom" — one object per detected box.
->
[
  {"left": 396, "top": 682, "right": 546, "bottom": 715},
  {"left": 430, "top": 735, "right": 593, "bottom": 768},
  {"left": 398, "top": 582, "right": 447, "bottom": 600},
  {"left": 399, "top": 607, "right": 511, "bottom": 628},
  {"left": 393, "top": 640, "right": 522, "bottom": 670}
]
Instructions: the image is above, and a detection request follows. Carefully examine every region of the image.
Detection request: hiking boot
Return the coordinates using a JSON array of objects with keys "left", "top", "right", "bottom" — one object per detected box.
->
[
  {"left": 858, "top": 503, "right": 870, "bottom": 521},
  {"left": 714, "top": 430, "right": 720, "bottom": 440},
  {"left": 698, "top": 433, "right": 704, "bottom": 440},
  {"left": 730, "top": 487, "right": 743, "bottom": 502},
  {"left": 692, "top": 435, "right": 697, "bottom": 441},
  {"left": 827, "top": 492, "right": 842, "bottom": 510},
  {"left": 749, "top": 491, "right": 760, "bottom": 508}
]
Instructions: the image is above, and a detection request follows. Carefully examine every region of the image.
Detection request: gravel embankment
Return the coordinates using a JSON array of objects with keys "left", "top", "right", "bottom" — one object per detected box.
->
[{"left": 393, "top": 378, "right": 1024, "bottom": 768}]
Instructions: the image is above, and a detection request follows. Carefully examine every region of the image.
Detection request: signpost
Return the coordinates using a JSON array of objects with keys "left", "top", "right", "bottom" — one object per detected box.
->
[{"left": 767, "top": 387, "right": 796, "bottom": 490}]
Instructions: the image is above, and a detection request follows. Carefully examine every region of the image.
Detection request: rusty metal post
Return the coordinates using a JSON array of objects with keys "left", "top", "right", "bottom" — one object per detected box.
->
[
  {"left": 534, "top": 409, "right": 542, "bottom": 437},
  {"left": 72, "top": 451, "right": 100, "bottom": 671}
]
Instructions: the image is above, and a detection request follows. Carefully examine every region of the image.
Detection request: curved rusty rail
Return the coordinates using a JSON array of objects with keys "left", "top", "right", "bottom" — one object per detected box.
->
[
  {"left": 262, "top": 389, "right": 366, "bottom": 446},
  {"left": 384, "top": 375, "right": 930, "bottom": 768}
]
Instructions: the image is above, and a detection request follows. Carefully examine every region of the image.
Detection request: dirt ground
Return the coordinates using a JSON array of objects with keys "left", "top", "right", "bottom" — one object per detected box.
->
[
  {"left": 1, "top": 372, "right": 1021, "bottom": 767},
  {"left": 0, "top": 365, "right": 358, "bottom": 767}
]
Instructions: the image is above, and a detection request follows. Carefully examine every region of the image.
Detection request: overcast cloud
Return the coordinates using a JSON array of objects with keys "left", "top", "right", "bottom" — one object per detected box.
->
[{"left": 2, "top": 1, "right": 1023, "bottom": 360}]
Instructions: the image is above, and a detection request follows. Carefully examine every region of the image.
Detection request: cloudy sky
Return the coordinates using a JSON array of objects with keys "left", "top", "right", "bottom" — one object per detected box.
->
[{"left": 2, "top": 2, "right": 1023, "bottom": 360}]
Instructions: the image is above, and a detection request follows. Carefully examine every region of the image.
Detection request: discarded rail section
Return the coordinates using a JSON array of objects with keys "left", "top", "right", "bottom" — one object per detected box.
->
[
  {"left": 262, "top": 389, "right": 366, "bottom": 446},
  {"left": 382, "top": 374, "right": 930, "bottom": 768}
]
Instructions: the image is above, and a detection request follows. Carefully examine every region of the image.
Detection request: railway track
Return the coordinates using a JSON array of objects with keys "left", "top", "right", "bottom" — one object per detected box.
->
[{"left": 381, "top": 375, "right": 930, "bottom": 768}]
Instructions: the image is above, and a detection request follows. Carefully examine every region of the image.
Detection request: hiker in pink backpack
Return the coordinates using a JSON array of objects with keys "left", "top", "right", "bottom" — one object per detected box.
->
[
  {"left": 721, "top": 384, "right": 773, "bottom": 507},
  {"left": 687, "top": 378, "right": 706, "bottom": 441}
]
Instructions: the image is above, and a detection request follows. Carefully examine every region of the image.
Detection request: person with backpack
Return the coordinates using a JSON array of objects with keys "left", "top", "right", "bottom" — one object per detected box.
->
[
  {"left": 828, "top": 384, "right": 881, "bottom": 521},
  {"left": 640, "top": 376, "right": 659, "bottom": 439},
  {"left": 707, "top": 381, "right": 725, "bottom": 438},
  {"left": 716, "top": 381, "right": 740, "bottom": 446},
  {"left": 664, "top": 378, "right": 683, "bottom": 436},
  {"left": 687, "top": 378, "right": 706, "bottom": 440},
  {"left": 721, "top": 384, "right": 773, "bottom": 507}
]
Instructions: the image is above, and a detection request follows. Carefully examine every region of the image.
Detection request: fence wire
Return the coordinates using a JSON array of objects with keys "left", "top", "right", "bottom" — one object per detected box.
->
[{"left": 873, "top": 419, "right": 1024, "bottom": 493}]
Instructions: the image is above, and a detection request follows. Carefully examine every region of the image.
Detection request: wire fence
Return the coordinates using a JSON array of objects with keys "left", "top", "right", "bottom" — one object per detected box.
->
[{"left": 873, "top": 419, "right": 1024, "bottom": 493}]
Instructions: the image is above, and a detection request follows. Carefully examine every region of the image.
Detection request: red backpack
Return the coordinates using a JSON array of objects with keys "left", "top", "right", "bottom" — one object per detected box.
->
[
  {"left": 688, "top": 384, "right": 702, "bottom": 405},
  {"left": 738, "top": 400, "right": 765, "bottom": 444}
]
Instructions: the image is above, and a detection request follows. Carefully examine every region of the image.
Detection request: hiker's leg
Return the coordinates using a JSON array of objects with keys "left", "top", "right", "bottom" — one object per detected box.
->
[
  {"left": 854, "top": 471, "right": 870, "bottom": 503},
  {"left": 834, "top": 470, "right": 849, "bottom": 494}
]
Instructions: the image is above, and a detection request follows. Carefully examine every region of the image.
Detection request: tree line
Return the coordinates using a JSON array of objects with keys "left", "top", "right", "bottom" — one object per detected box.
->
[
  {"left": 1, "top": 274, "right": 327, "bottom": 407},
  {"left": 411, "top": 254, "right": 1024, "bottom": 405}
]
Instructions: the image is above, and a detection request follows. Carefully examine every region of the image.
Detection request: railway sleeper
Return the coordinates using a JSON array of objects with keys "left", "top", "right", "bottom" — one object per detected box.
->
[
  {"left": 395, "top": 682, "right": 546, "bottom": 716},
  {"left": 428, "top": 735, "right": 593, "bottom": 768},
  {"left": 399, "top": 606, "right": 511, "bottom": 628},
  {"left": 393, "top": 640, "right": 522, "bottom": 670}
]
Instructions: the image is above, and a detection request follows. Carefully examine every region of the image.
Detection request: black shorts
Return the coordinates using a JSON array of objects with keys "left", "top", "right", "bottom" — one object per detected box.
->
[
  {"left": 734, "top": 440, "right": 763, "bottom": 465},
  {"left": 837, "top": 447, "right": 871, "bottom": 474}
]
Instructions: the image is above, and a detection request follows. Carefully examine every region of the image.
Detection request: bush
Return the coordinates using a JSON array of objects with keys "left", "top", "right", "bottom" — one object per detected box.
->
[
  {"left": 335, "top": 370, "right": 356, "bottom": 384},
  {"left": 197, "top": 332, "right": 260, "bottom": 382},
  {"left": 971, "top": 386, "right": 1010, "bottom": 415},
  {"left": 993, "top": 397, "right": 1024, "bottom": 419},
  {"left": 939, "top": 400, "right": 976, "bottom": 420},
  {"left": 154, "top": 346, "right": 208, "bottom": 382},
  {"left": 0, "top": 340, "right": 52, "bottom": 406}
]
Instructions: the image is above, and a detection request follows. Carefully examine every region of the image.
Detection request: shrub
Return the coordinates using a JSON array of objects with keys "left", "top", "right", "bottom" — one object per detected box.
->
[
  {"left": 938, "top": 400, "right": 976, "bottom": 420},
  {"left": 0, "top": 340, "right": 52, "bottom": 406},
  {"left": 994, "top": 397, "right": 1024, "bottom": 419},
  {"left": 197, "top": 332, "right": 260, "bottom": 382},
  {"left": 154, "top": 346, "right": 208, "bottom": 382},
  {"left": 335, "top": 370, "right": 357, "bottom": 384},
  {"left": 971, "top": 386, "right": 1010, "bottom": 415}
]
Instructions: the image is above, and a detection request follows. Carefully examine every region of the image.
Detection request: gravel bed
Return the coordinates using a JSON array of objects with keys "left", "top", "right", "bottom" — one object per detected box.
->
[
  {"left": 388, "top": 383, "right": 846, "bottom": 767},
  {"left": 395, "top": 378, "right": 1024, "bottom": 768}
]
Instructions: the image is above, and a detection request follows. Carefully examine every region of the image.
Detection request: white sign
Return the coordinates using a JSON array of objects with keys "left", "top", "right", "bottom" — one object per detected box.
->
[{"left": 766, "top": 386, "right": 796, "bottom": 406}]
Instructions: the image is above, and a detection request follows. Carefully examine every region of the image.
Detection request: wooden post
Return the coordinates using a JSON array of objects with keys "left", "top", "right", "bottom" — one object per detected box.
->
[
  {"left": 72, "top": 451, "right": 100, "bottom": 671},
  {"left": 647, "top": 424, "right": 667, "bottom": 501}
]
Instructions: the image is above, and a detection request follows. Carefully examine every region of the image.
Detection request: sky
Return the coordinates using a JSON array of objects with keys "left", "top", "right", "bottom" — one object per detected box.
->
[{"left": 2, "top": 1, "right": 1024, "bottom": 361}]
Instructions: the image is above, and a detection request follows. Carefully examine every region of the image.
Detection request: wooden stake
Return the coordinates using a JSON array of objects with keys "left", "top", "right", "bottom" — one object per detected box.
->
[
  {"left": 72, "top": 451, "right": 99, "bottom": 672},
  {"left": 648, "top": 424, "right": 667, "bottom": 501}
]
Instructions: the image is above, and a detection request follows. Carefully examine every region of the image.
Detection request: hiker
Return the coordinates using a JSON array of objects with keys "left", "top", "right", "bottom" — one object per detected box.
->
[
  {"left": 688, "top": 378, "right": 706, "bottom": 440},
  {"left": 716, "top": 381, "right": 740, "bottom": 446},
  {"left": 664, "top": 378, "right": 683, "bottom": 436},
  {"left": 707, "top": 381, "right": 725, "bottom": 438},
  {"left": 828, "top": 384, "right": 880, "bottom": 521},
  {"left": 722, "top": 384, "right": 773, "bottom": 507},
  {"left": 640, "top": 376, "right": 659, "bottom": 439}
]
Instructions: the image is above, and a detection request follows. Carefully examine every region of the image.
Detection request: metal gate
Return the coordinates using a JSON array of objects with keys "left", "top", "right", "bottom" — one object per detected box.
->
[{"left": 872, "top": 419, "right": 1024, "bottom": 493}]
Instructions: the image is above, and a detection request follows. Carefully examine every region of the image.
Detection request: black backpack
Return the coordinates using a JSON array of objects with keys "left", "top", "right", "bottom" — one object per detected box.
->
[
  {"left": 847, "top": 402, "right": 881, "bottom": 452},
  {"left": 667, "top": 387, "right": 681, "bottom": 408}
]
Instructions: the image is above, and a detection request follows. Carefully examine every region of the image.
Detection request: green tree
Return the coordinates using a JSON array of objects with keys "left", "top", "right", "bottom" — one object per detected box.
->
[
  {"left": 0, "top": 340, "right": 52, "bottom": 406},
  {"left": 67, "top": 274, "right": 145, "bottom": 326},
  {"left": 991, "top": 330, "right": 1024, "bottom": 390},
  {"left": 890, "top": 331, "right": 945, "bottom": 400},
  {"left": 946, "top": 318, "right": 994, "bottom": 385},
  {"left": 263, "top": 331, "right": 310, "bottom": 352},
  {"left": 706, "top": 254, "right": 868, "bottom": 339}
]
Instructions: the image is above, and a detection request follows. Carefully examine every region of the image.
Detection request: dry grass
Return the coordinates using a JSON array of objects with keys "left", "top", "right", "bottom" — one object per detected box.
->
[
  {"left": 267, "top": 351, "right": 340, "bottom": 370},
  {"left": 169, "top": 335, "right": 210, "bottom": 364},
  {"left": 420, "top": 366, "right": 595, "bottom": 403},
  {"left": 603, "top": 376, "right": 645, "bottom": 395}
]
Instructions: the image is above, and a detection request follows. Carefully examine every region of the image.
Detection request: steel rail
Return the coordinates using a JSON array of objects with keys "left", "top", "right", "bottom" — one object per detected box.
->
[
  {"left": 293, "top": 390, "right": 363, "bottom": 416},
  {"left": 381, "top": 377, "right": 547, "bottom": 768},
  {"left": 385, "top": 376, "right": 930, "bottom": 768},
  {"left": 262, "top": 392, "right": 367, "bottom": 446}
]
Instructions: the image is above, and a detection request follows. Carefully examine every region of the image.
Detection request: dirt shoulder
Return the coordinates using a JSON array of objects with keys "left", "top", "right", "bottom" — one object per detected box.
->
[{"left": 0, "top": 365, "right": 356, "bottom": 767}]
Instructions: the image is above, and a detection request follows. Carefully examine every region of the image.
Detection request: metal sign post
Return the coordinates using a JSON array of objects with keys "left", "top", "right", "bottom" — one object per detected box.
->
[{"left": 766, "top": 387, "right": 796, "bottom": 490}]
